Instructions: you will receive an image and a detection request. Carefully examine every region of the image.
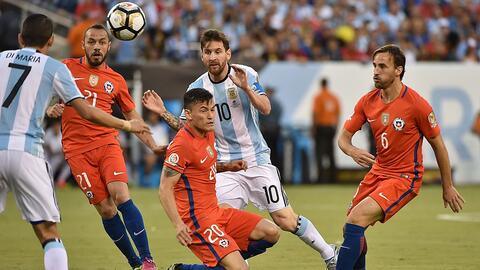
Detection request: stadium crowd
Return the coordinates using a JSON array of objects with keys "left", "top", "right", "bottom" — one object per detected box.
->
[{"left": 17, "top": 0, "right": 480, "bottom": 63}]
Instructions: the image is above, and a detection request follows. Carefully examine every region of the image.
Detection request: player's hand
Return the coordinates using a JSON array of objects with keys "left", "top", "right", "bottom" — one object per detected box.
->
[
  {"left": 443, "top": 186, "right": 465, "bottom": 213},
  {"left": 226, "top": 160, "right": 248, "bottom": 172},
  {"left": 229, "top": 65, "right": 249, "bottom": 91},
  {"left": 175, "top": 222, "right": 192, "bottom": 246},
  {"left": 46, "top": 104, "right": 64, "bottom": 118},
  {"left": 152, "top": 145, "right": 168, "bottom": 156},
  {"left": 126, "top": 119, "right": 151, "bottom": 134},
  {"left": 350, "top": 147, "right": 375, "bottom": 168},
  {"left": 142, "top": 90, "right": 166, "bottom": 115}
]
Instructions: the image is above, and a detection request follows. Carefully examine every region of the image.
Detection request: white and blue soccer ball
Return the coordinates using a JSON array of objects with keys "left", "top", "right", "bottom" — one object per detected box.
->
[{"left": 106, "top": 2, "right": 146, "bottom": 41}]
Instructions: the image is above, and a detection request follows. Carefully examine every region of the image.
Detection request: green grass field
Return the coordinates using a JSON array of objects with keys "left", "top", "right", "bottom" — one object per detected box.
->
[{"left": 1, "top": 184, "right": 479, "bottom": 270}]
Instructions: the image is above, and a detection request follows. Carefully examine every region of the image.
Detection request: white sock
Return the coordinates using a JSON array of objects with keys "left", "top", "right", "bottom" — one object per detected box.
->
[
  {"left": 44, "top": 239, "right": 68, "bottom": 270},
  {"left": 294, "top": 215, "right": 334, "bottom": 260}
]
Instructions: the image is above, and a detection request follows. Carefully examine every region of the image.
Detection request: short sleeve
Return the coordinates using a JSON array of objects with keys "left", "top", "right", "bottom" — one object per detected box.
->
[
  {"left": 164, "top": 136, "right": 188, "bottom": 173},
  {"left": 53, "top": 63, "right": 84, "bottom": 104},
  {"left": 415, "top": 97, "right": 440, "bottom": 138},
  {"left": 344, "top": 96, "right": 366, "bottom": 133},
  {"left": 247, "top": 68, "right": 265, "bottom": 95},
  {"left": 115, "top": 79, "right": 136, "bottom": 113}
]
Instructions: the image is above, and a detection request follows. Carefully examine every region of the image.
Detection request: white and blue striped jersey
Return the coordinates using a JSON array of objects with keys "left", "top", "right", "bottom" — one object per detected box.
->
[
  {"left": 181, "top": 65, "right": 271, "bottom": 167},
  {"left": 0, "top": 48, "right": 83, "bottom": 158}
]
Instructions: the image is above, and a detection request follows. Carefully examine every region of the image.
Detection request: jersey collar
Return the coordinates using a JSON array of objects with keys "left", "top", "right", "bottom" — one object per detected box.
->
[{"left": 208, "top": 64, "right": 231, "bottom": 84}]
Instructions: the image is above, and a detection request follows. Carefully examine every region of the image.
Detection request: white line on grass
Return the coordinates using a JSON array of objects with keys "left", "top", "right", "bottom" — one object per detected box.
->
[{"left": 436, "top": 212, "right": 480, "bottom": 223}]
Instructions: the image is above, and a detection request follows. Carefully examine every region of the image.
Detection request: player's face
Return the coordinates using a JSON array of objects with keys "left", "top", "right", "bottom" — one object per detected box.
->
[
  {"left": 372, "top": 52, "right": 402, "bottom": 89},
  {"left": 187, "top": 99, "right": 215, "bottom": 133},
  {"left": 82, "top": 28, "right": 111, "bottom": 67},
  {"left": 201, "top": 41, "right": 231, "bottom": 77}
]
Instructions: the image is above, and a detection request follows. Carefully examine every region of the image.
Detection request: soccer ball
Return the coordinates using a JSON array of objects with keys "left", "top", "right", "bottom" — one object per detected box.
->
[{"left": 106, "top": 2, "right": 146, "bottom": 41}]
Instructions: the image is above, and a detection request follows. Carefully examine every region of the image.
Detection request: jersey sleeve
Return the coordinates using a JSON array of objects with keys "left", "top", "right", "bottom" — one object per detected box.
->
[
  {"left": 344, "top": 95, "right": 366, "bottom": 133},
  {"left": 247, "top": 67, "right": 265, "bottom": 95},
  {"left": 164, "top": 136, "right": 189, "bottom": 173},
  {"left": 52, "top": 63, "right": 84, "bottom": 104},
  {"left": 115, "top": 79, "right": 136, "bottom": 113},
  {"left": 415, "top": 97, "right": 440, "bottom": 138}
]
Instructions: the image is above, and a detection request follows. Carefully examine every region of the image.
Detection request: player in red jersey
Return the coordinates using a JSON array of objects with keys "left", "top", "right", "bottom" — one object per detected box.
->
[
  {"left": 47, "top": 24, "right": 160, "bottom": 270},
  {"left": 336, "top": 45, "right": 465, "bottom": 270},
  {"left": 151, "top": 89, "right": 280, "bottom": 270}
]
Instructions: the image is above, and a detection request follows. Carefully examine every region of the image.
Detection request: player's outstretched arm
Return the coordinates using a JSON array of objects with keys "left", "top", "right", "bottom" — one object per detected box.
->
[
  {"left": 217, "top": 160, "right": 248, "bottom": 172},
  {"left": 426, "top": 135, "right": 465, "bottom": 213},
  {"left": 230, "top": 65, "right": 271, "bottom": 115},
  {"left": 159, "top": 166, "right": 192, "bottom": 246},
  {"left": 338, "top": 128, "right": 375, "bottom": 168},
  {"left": 46, "top": 103, "right": 65, "bottom": 118},
  {"left": 123, "top": 109, "right": 159, "bottom": 149},
  {"left": 142, "top": 90, "right": 184, "bottom": 131},
  {"left": 70, "top": 98, "right": 150, "bottom": 133}
]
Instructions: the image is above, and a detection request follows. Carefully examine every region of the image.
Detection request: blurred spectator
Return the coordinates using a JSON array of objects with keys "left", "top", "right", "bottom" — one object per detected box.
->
[
  {"left": 472, "top": 111, "right": 480, "bottom": 138},
  {"left": 259, "top": 87, "right": 283, "bottom": 175},
  {"left": 75, "top": 0, "right": 105, "bottom": 22},
  {"left": 68, "top": 12, "right": 96, "bottom": 58},
  {"left": 44, "top": 120, "right": 71, "bottom": 187},
  {"left": 0, "top": 1, "right": 20, "bottom": 51},
  {"left": 312, "top": 78, "right": 340, "bottom": 183}
]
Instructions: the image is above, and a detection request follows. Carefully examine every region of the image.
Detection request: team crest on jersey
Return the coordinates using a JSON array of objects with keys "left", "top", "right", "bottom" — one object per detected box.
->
[
  {"left": 382, "top": 113, "right": 390, "bottom": 126},
  {"left": 219, "top": 239, "right": 229, "bottom": 248},
  {"left": 89, "top": 74, "right": 99, "bottom": 87},
  {"left": 206, "top": 146, "right": 214, "bottom": 158},
  {"left": 393, "top": 117, "right": 405, "bottom": 131},
  {"left": 227, "top": 87, "right": 238, "bottom": 99},
  {"left": 86, "top": 191, "right": 94, "bottom": 199},
  {"left": 104, "top": 81, "right": 114, "bottom": 94},
  {"left": 166, "top": 153, "right": 179, "bottom": 166},
  {"left": 428, "top": 111, "right": 438, "bottom": 128}
]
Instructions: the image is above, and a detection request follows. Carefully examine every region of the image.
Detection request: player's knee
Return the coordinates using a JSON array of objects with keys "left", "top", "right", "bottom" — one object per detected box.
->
[
  {"left": 263, "top": 222, "right": 280, "bottom": 243},
  {"left": 228, "top": 263, "right": 249, "bottom": 270},
  {"left": 95, "top": 202, "right": 117, "bottom": 219}
]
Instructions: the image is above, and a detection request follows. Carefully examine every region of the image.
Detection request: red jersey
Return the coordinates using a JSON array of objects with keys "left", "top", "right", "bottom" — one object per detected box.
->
[
  {"left": 164, "top": 126, "right": 218, "bottom": 226},
  {"left": 344, "top": 84, "right": 440, "bottom": 180},
  {"left": 61, "top": 57, "right": 135, "bottom": 159}
]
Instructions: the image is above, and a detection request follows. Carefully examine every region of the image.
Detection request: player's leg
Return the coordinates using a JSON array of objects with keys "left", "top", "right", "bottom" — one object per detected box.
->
[
  {"left": 247, "top": 165, "right": 335, "bottom": 262},
  {"left": 172, "top": 252, "right": 247, "bottom": 270},
  {"left": 337, "top": 196, "right": 382, "bottom": 270},
  {"left": 68, "top": 149, "right": 142, "bottom": 269},
  {"left": 3, "top": 151, "right": 68, "bottom": 270},
  {"left": 94, "top": 197, "right": 142, "bottom": 269},
  {"left": 240, "top": 218, "right": 280, "bottom": 259},
  {"left": 102, "top": 145, "right": 156, "bottom": 269}
]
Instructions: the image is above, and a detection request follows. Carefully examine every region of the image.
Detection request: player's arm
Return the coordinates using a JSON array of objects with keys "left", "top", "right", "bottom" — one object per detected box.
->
[
  {"left": 217, "top": 160, "right": 248, "bottom": 172},
  {"left": 69, "top": 98, "right": 150, "bottom": 133},
  {"left": 158, "top": 166, "right": 192, "bottom": 246},
  {"left": 142, "top": 90, "right": 184, "bottom": 131},
  {"left": 472, "top": 113, "right": 480, "bottom": 136},
  {"left": 123, "top": 109, "right": 166, "bottom": 155},
  {"left": 230, "top": 65, "right": 271, "bottom": 115},
  {"left": 338, "top": 128, "right": 375, "bottom": 168},
  {"left": 426, "top": 135, "right": 465, "bottom": 213}
]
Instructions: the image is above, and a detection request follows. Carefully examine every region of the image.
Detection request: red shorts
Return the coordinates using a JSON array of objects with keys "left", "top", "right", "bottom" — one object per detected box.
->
[
  {"left": 348, "top": 172, "right": 421, "bottom": 223},
  {"left": 67, "top": 144, "right": 128, "bottom": 204},
  {"left": 188, "top": 208, "right": 262, "bottom": 267}
]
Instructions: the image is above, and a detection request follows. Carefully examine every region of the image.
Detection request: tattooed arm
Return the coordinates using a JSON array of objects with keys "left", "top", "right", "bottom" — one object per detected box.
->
[
  {"left": 143, "top": 90, "right": 184, "bottom": 131},
  {"left": 158, "top": 166, "right": 192, "bottom": 246}
]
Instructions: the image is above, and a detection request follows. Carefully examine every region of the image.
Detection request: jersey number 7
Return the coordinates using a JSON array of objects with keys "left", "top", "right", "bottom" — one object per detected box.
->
[{"left": 2, "top": 63, "right": 32, "bottom": 108}]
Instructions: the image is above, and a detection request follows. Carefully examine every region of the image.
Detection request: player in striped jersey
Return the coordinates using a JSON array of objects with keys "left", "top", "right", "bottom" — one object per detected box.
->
[
  {"left": 143, "top": 29, "right": 337, "bottom": 269},
  {"left": 0, "top": 14, "right": 149, "bottom": 270}
]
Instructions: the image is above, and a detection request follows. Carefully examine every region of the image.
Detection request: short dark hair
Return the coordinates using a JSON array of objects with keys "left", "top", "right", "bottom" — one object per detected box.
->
[
  {"left": 321, "top": 78, "right": 328, "bottom": 87},
  {"left": 21, "top": 14, "right": 53, "bottom": 47},
  {"left": 84, "top": 24, "right": 110, "bottom": 40},
  {"left": 200, "top": 29, "right": 230, "bottom": 51},
  {"left": 184, "top": 88, "right": 213, "bottom": 110},
  {"left": 372, "top": 44, "right": 406, "bottom": 80}
]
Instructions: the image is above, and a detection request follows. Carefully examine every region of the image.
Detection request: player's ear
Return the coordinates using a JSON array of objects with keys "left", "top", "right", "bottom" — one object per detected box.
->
[
  {"left": 185, "top": 109, "right": 192, "bottom": 121},
  {"left": 396, "top": 65, "right": 403, "bottom": 77},
  {"left": 226, "top": 48, "right": 231, "bottom": 61},
  {"left": 47, "top": 35, "right": 54, "bottom": 48},
  {"left": 17, "top": 33, "right": 24, "bottom": 48}
]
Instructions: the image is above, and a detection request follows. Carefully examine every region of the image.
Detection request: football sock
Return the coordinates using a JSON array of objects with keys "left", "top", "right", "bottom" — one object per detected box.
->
[
  {"left": 241, "top": 240, "right": 275, "bottom": 259},
  {"left": 337, "top": 223, "right": 365, "bottom": 270},
  {"left": 102, "top": 213, "right": 141, "bottom": 268},
  {"left": 179, "top": 264, "right": 225, "bottom": 270},
  {"left": 118, "top": 199, "right": 152, "bottom": 260},
  {"left": 43, "top": 238, "right": 68, "bottom": 270},
  {"left": 294, "top": 215, "right": 334, "bottom": 260},
  {"left": 353, "top": 236, "right": 367, "bottom": 270}
]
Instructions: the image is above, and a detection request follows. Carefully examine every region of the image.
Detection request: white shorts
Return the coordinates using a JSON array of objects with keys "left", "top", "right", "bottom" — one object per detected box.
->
[
  {"left": 0, "top": 150, "right": 60, "bottom": 223},
  {"left": 216, "top": 163, "right": 289, "bottom": 212}
]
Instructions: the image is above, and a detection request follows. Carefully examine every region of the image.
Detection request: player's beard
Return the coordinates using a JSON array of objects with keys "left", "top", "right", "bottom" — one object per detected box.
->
[
  {"left": 374, "top": 76, "right": 394, "bottom": 89},
  {"left": 86, "top": 51, "right": 108, "bottom": 67},
  {"left": 207, "top": 60, "right": 227, "bottom": 77}
]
